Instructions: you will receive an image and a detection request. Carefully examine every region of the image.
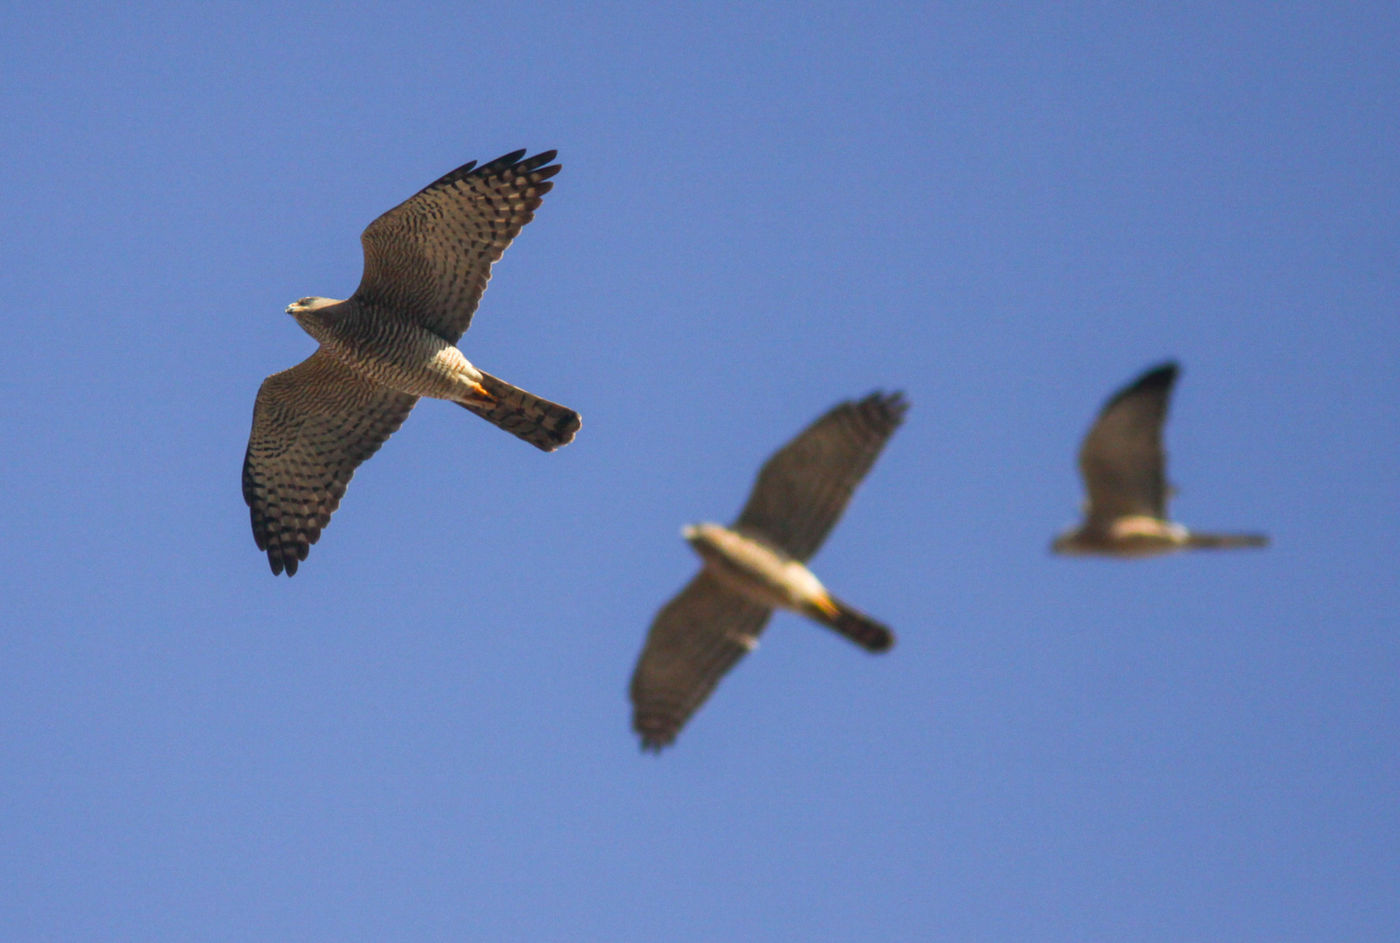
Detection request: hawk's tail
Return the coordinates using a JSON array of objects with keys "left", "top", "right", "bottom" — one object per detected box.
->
[
  {"left": 1185, "top": 532, "right": 1270, "bottom": 550},
  {"left": 465, "top": 372, "right": 581, "bottom": 452},
  {"left": 806, "top": 593, "right": 895, "bottom": 653}
]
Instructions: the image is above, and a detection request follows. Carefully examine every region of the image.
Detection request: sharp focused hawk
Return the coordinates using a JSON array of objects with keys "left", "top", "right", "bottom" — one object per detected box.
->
[
  {"left": 243, "top": 150, "right": 580, "bottom": 576},
  {"left": 629, "top": 392, "right": 907, "bottom": 751},
  {"left": 1051, "top": 361, "right": 1268, "bottom": 557}
]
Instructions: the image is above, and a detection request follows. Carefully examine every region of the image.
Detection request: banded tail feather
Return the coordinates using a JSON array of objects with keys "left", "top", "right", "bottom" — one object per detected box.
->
[
  {"left": 465, "top": 371, "right": 581, "bottom": 451},
  {"left": 808, "top": 593, "right": 894, "bottom": 652}
]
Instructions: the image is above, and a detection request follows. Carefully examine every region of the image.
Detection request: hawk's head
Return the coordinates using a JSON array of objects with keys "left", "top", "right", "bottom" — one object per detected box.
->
[
  {"left": 285, "top": 296, "right": 343, "bottom": 332},
  {"left": 286, "top": 296, "right": 340, "bottom": 316}
]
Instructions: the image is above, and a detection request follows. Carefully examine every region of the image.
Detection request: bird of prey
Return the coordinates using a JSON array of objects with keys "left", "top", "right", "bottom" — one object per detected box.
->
[
  {"left": 1051, "top": 361, "right": 1268, "bottom": 558},
  {"left": 243, "top": 149, "right": 580, "bottom": 576},
  {"left": 629, "top": 391, "right": 907, "bottom": 751}
]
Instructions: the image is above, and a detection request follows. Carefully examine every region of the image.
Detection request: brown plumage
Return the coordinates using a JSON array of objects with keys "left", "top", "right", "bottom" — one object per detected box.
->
[
  {"left": 243, "top": 150, "right": 579, "bottom": 576},
  {"left": 802, "top": 593, "right": 893, "bottom": 653},
  {"left": 1051, "top": 361, "right": 1268, "bottom": 558},
  {"left": 630, "top": 392, "right": 907, "bottom": 752}
]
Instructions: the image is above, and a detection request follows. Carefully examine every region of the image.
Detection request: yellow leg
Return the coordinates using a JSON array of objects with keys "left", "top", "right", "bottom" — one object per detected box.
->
[
  {"left": 464, "top": 380, "right": 496, "bottom": 405},
  {"left": 809, "top": 592, "right": 841, "bottom": 620}
]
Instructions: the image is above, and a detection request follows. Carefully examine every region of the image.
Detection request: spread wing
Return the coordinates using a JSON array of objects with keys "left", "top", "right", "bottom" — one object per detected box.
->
[
  {"left": 243, "top": 350, "right": 418, "bottom": 576},
  {"left": 1078, "top": 361, "right": 1178, "bottom": 523},
  {"left": 629, "top": 571, "right": 773, "bottom": 751},
  {"left": 733, "top": 391, "right": 908, "bottom": 562},
  {"left": 351, "top": 149, "right": 560, "bottom": 344}
]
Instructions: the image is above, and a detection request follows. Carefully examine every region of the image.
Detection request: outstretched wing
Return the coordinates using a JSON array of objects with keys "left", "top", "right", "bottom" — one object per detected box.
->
[
  {"left": 352, "top": 149, "right": 560, "bottom": 344},
  {"left": 733, "top": 391, "right": 907, "bottom": 562},
  {"left": 629, "top": 572, "right": 773, "bottom": 751},
  {"left": 1078, "top": 361, "right": 1178, "bottom": 523},
  {"left": 243, "top": 350, "right": 417, "bottom": 575}
]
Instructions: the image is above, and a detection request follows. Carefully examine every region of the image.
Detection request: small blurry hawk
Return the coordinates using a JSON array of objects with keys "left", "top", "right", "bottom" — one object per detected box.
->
[
  {"left": 630, "top": 392, "right": 907, "bottom": 751},
  {"left": 243, "top": 150, "right": 580, "bottom": 576},
  {"left": 1051, "top": 361, "right": 1267, "bottom": 558}
]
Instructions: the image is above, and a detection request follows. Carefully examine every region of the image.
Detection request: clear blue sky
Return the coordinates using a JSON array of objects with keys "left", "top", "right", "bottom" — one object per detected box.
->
[{"left": 3, "top": 2, "right": 1397, "bottom": 940}]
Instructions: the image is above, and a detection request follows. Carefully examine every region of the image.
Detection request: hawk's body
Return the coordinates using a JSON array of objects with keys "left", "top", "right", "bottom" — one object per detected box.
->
[
  {"left": 683, "top": 523, "right": 894, "bottom": 652},
  {"left": 243, "top": 150, "right": 579, "bottom": 576},
  {"left": 1051, "top": 362, "right": 1267, "bottom": 558},
  {"left": 630, "top": 392, "right": 907, "bottom": 751}
]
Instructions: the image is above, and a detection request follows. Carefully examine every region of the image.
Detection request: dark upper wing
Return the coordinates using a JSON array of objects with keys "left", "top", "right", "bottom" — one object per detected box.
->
[
  {"left": 351, "top": 150, "right": 560, "bottom": 344},
  {"left": 1078, "top": 361, "right": 1178, "bottom": 523},
  {"left": 242, "top": 350, "right": 417, "bottom": 575},
  {"left": 629, "top": 571, "right": 773, "bottom": 751},
  {"left": 733, "top": 391, "right": 908, "bottom": 562}
]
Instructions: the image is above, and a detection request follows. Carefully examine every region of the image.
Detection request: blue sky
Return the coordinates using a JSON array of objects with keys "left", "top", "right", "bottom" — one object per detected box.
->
[{"left": 3, "top": 2, "right": 1397, "bottom": 940}]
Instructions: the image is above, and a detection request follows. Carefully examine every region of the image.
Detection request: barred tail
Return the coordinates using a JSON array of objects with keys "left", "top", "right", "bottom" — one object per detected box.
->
[
  {"left": 466, "top": 372, "right": 581, "bottom": 451},
  {"left": 807, "top": 593, "right": 895, "bottom": 652},
  {"left": 1185, "top": 532, "right": 1270, "bottom": 550}
]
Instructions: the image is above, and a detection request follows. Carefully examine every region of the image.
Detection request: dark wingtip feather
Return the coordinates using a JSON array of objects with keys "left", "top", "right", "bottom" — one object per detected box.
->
[
  {"left": 483, "top": 148, "right": 559, "bottom": 177},
  {"left": 487, "top": 148, "right": 528, "bottom": 166},
  {"left": 635, "top": 716, "right": 677, "bottom": 753},
  {"left": 841, "top": 390, "right": 909, "bottom": 447},
  {"left": 1128, "top": 361, "right": 1179, "bottom": 394},
  {"left": 420, "top": 149, "right": 562, "bottom": 198},
  {"left": 524, "top": 148, "right": 558, "bottom": 166},
  {"left": 1101, "top": 360, "right": 1180, "bottom": 412},
  {"left": 1135, "top": 360, "right": 1179, "bottom": 388},
  {"left": 858, "top": 389, "right": 910, "bottom": 425},
  {"left": 265, "top": 544, "right": 298, "bottom": 577}
]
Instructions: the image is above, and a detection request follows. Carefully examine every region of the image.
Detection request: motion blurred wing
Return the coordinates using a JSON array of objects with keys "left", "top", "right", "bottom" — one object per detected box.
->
[
  {"left": 629, "top": 572, "right": 773, "bottom": 751},
  {"left": 733, "top": 391, "right": 907, "bottom": 562},
  {"left": 1078, "top": 362, "right": 1177, "bottom": 523}
]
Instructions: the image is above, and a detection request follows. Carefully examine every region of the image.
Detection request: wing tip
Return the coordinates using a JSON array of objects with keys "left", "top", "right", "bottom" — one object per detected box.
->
[
  {"left": 858, "top": 388, "right": 910, "bottom": 425},
  {"left": 1122, "top": 360, "right": 1179, "bottom": 396},
  {"left": 1092, "top": 360, "right": 1180, "bottom": 419},
  {"left": 264, "top": 540, "right": 307, "bottom": 577},
  {"left": 634, "top": 716, "right": 678, "bottom": 753},
  {"left": 249, "top": 513, "right": 314, "bottom": 577},
  {"left": 420, "top": 148, "right": 561, "bottom": 197},
  {"left": 484, "top": 147, "right": 560, "bottom": 177},
  {"left": 1136, "top": 360, "right": 1179, "bottom": 388}
]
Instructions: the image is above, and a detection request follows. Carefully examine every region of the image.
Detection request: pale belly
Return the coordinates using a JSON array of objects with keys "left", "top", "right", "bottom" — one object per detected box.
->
[
  {"left": 323, "top": 324, "right": 485, "bottom": 402},
  {"left": 1105, "top": 516, "right": 1189, "bottom": 557},
  {"left": 686, "top": 523, "right": 826, "bottom": 610}
]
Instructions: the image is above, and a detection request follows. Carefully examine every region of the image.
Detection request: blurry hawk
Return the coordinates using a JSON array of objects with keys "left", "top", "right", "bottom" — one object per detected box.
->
[
  {"left": 630, "top": 392, "right": 907, "bottom": 751},
  {"left": 243, "top": 150, "right": 580, "bottom": 576},
  {"left": 1051, "top": 361, "right": 1268, "bottom": 557}
]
